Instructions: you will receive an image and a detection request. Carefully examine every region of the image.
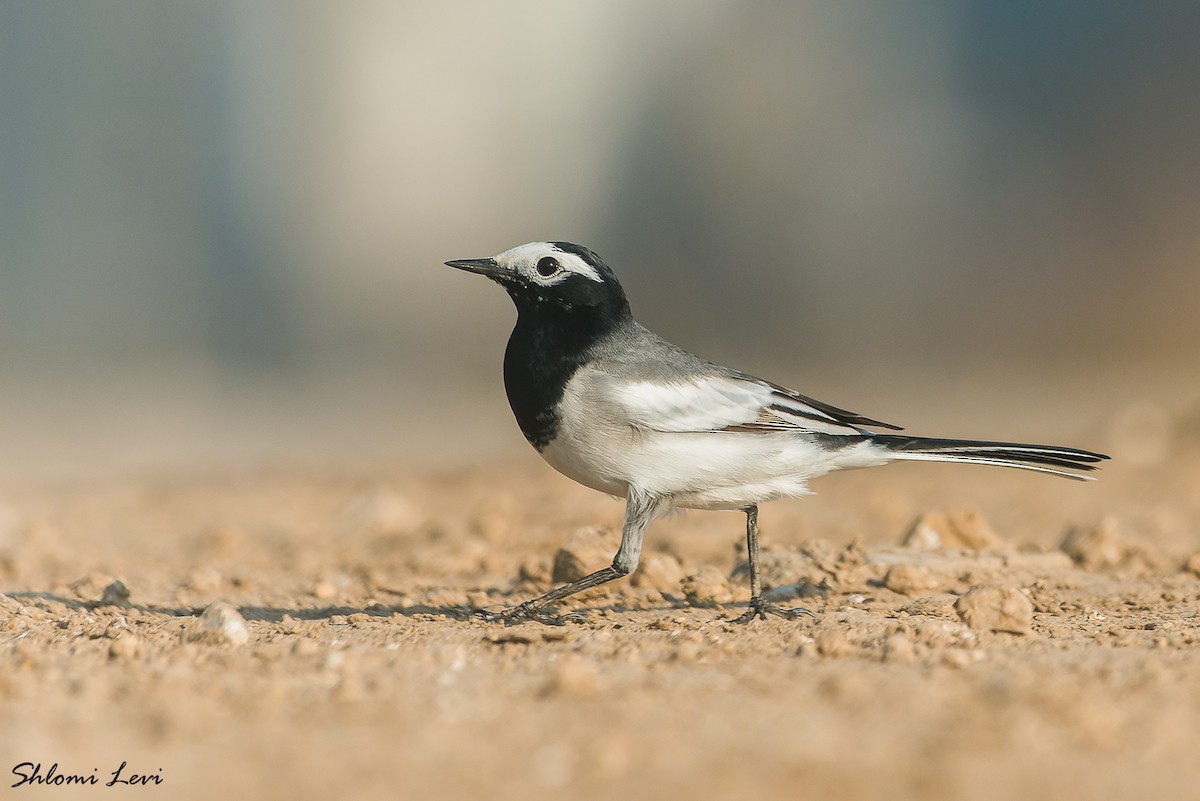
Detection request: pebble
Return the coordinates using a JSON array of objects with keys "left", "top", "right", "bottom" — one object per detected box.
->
[
  {"left": 903, "top": 508, "right": 1006, "bottom": 550},
  {"left": 883, "top": 564, "right": 940, "bottom": 596},
  {"left": 630, "top": 554, "right": 685, "bottom": 593},
  {"left": 955, "top": 585, "right": 1033, "bottom": 635},
  {"left": 1061, "top": 516, "right": 1124, "bottom": 570},
  {"left": 184, "top": 602, "right": 251, "bottom": 646},
  {"left": 99, "top": 580, "right": 132, "bottom": 607},
  {"left": 552, "top": 527, "right": 619, "bottom": 583},
  {"left": 681, "top": 566, "right": 734, "bottom": 606}
]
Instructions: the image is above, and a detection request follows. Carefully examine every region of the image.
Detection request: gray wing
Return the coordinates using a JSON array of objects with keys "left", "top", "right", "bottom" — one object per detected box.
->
[
  {"left": 719, "top": 369, "right": 902, "bottom": 433},
  {"left": 581, "top": 369, "right": 898, "bottom": 436},
  {"left": 581, "top": 324, "right": 901, "bottom": 436}
]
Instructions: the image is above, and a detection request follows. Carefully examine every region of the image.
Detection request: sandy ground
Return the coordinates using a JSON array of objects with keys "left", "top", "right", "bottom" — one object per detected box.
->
[{"left": 2, "top": 405, "right": 1200, "bottom": 801}]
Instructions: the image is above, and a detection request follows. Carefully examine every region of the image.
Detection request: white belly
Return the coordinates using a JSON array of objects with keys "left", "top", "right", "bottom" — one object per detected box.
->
[{"left": 538, "top": 411, "right": 888, "bottom": 511}]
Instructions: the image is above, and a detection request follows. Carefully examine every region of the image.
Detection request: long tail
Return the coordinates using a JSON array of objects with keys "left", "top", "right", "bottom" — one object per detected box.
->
[{"left": 871, "top": 435, "right": 1110, "bottom": 480}]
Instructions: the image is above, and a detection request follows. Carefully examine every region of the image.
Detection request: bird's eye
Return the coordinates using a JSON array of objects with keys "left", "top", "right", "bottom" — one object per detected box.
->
[{"left": 536, "top": 256, "right": 560, "bottom": 277}]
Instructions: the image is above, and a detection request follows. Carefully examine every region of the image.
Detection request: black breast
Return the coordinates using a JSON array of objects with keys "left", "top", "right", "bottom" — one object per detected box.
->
[
  {"left": 503, "top": 316, "right": 590, "bottom": 450},
  {"left": 500, "top": 268, "right": 633, "bottom": 451},
  {"left": 503, "top": 294, "right": 635, "bottom": 451}
]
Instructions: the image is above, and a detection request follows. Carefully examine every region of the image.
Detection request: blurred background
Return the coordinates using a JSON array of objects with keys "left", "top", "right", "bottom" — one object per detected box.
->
[{"left": 1, "top": 0, "right": 1197, "bottom": 479}]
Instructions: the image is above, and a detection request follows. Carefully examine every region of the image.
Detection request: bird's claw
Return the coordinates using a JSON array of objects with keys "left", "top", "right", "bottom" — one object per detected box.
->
[
  {"left": 472, "top": 602, "right": 584, "bottom": 627},
  {"left": 731, "top": 598, "right": 818, "bottom": 624}
]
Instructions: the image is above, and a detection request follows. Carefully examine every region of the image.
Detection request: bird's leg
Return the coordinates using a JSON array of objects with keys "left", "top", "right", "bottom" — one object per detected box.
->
[
  {"left": 476, "top": 488, "right": 663, "bottom": 626},
  {"left": 731, "top": 505, "right": 817, "bottom": 623}
]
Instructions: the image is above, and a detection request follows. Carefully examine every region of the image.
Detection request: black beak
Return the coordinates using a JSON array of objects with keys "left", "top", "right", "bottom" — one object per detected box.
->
[{"left": 444, "top": 257, "right": 507, "bottom": 280}]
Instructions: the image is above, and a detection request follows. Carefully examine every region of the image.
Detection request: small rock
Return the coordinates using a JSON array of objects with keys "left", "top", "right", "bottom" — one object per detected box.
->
[
  {"left": 185, "top": 602, "right": 251, "bottom": 646},
  {"left": 631, "top": 554, "right": 685, "bottom": 593},
  {"left": 552, "top": 527, "right": 619, "bottom": 583},
  {"left": 1061, "top": 516, "right": 1124, "bottom": 570},
  {"left": 954, "top": 586, "right": 1033, "bottom": 635},
  {"left": 682, "top": 566, "right": 734, "bottom": 606},
  {"left": 312, "top": 580, "right": 338, "bottom": 600},
  {"left": 99, "top": 580, "right": 132, "bottom": 608},
  {"left": 883, "top": 564, "right": 941, "bottom": 596},
  {"left": 1185, "top": 553, "right": 1200, "bottom": 578},
  {"left": 903, "top": 508, "right": 1006, "bottom": 550}
]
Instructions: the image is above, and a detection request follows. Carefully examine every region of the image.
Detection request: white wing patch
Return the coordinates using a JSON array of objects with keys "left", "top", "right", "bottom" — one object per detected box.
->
[{"left": 583, "top": 371, "right": 880, "bottom": 437}]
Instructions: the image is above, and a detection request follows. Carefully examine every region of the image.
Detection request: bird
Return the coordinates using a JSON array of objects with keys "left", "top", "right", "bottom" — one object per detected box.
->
[{"left": 445, "top": 241, "right": 1108, "bottom": 624}]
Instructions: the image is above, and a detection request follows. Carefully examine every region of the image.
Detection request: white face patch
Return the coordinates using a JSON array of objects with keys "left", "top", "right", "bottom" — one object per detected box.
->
[{"left": 493, "top": 242, "right": 605, "bottom": 286}]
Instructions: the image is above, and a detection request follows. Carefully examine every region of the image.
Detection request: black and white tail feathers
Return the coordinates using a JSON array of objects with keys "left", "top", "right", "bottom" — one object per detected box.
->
[{"left": 873, "top": 435, "right": 1109, "bottom": 480}]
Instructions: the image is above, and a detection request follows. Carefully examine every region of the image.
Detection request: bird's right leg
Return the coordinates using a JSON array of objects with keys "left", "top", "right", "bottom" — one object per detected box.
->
[
  {"left": 731, "top": 505, "right": 818, "bottom": 623},
  {"left": 477, "top": 488, "right": 664, "bottom": 625}
]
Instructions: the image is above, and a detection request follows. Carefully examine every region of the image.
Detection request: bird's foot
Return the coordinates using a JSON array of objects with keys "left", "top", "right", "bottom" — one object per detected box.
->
[
  {"left": 731, "top": 597, "right": 818, "bottom": 624},
  {"left": 472, "top": 601, "right": 585, "bottom": 627}
]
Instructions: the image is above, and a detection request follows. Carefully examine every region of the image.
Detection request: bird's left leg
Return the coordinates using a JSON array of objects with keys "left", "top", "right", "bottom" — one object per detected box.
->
[
  {"left": 731, "top": 505, "right": 817, "bottom": 623},
  {"left": 477, "top": 487, "right": 664, "bottom": 625}
]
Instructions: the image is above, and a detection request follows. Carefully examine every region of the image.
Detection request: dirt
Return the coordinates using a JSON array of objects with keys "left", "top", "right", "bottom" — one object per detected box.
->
[{"left": 3, "top": 419, "right": 1200, "bottom": 801}]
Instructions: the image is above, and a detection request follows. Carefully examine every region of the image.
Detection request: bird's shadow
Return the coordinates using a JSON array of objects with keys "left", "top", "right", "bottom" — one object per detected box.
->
[
  {"left": 3, "top": 590, "right": 478, "bottom": 623},
  {"left": 2, "top": 589, "right": 699, "bottom": 625}
]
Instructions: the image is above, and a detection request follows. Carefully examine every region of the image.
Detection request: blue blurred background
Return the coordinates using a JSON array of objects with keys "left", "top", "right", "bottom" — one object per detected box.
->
[{"left": 1, "top": 1, "right": 1197, "bottom": 477}]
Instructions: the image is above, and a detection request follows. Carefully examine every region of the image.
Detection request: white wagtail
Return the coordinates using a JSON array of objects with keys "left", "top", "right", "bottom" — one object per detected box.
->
[{"left": 446, "top": 241, "right": 1108, "bottom": 624}]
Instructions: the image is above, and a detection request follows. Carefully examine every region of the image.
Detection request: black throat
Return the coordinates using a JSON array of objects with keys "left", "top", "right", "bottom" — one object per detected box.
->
[{"left": 503, "top": 293, "right": 630, "bottom": 450}]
